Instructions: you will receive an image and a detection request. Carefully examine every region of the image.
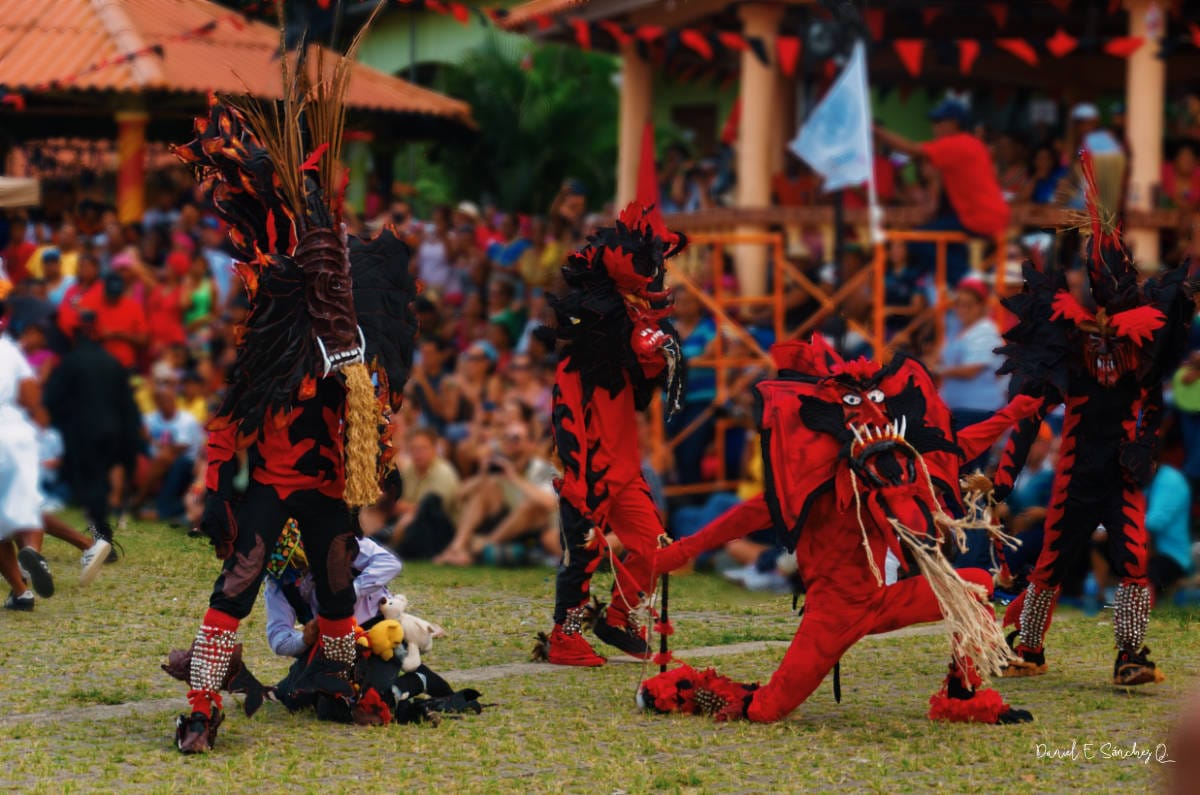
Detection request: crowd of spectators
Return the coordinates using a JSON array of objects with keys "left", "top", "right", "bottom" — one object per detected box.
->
[{"left": 2, "top": 91, "right": 1199, "bottom": 600}]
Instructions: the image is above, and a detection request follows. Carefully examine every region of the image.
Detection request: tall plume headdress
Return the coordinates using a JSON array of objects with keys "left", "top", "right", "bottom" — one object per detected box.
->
[{"left": 174, "top": 1, "right": 416, "bottom": 507}]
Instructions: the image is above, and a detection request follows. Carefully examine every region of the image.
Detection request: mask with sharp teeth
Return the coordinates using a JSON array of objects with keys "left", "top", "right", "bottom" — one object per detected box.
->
[{"left": 295, "top": 225, "right": 364, "bottom": 376}]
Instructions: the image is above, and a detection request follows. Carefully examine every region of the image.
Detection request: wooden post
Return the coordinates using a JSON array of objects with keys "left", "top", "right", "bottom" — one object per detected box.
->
[
  {"left": 1124, "top": 0, "right": 1165, "bottom": 267},
  {"left": 115, "top": 109, "right": 148, "bottom": 225},
  {"left": 735, "top": 3, "right": 784, "bottom": 297},
  {"left": 617, "top": 44, "right": 652, "bottom": 208}
]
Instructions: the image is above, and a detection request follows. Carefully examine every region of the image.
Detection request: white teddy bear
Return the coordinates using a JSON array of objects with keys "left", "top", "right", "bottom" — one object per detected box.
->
[{"left": 379, "top": 594, "right": 446, "bottom": 673}]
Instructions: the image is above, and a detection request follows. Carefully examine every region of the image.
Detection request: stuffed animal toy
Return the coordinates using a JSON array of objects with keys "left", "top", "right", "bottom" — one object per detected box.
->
[
  {"left": 357, "top": 619, "right": 405, "bottom": 662},
  {"left": 379, "top": 594, "right": 446, "bottom": 673}
]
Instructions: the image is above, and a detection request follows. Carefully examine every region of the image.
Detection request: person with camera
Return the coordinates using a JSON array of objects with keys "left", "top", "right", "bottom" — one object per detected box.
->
[{"left": 433, "top": 419, "right": 557, "bottom": 567}]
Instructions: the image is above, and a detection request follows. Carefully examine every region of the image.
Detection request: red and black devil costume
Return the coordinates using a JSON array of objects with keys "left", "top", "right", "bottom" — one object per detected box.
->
[
  {"left": 639, "top": 336, "right": 1040, "bottom": 723},
  {"left": 995, "top": 159, "right": 1195, "bottom": 686},
  {"left": 532, "top": 204, "right": 686, "bottom": 665},
  {"left": 168, "top": 39, "right": 416, "bottom": 752}
]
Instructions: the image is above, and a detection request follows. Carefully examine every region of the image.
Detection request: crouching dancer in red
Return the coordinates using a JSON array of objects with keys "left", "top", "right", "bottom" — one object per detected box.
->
[
  {"left": 168, "top": 60, "right": 416, "bottom": 752},
  {"left": 639, "top": 337, "right": 1039, "bottom": 723},
  {"left": 532, "top": 205, "right": 686, "bottom": 664}
]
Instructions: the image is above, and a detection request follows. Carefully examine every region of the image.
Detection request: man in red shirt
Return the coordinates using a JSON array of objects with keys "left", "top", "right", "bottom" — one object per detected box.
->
[
  {"left": 79, "top": 272, "right": 148, "bottom": 371},
  {"left": 2, "top": 218, "right": 37, "bottom": 285},
  {"left": 875, "top": 100, "right": 1010, "bottom": 285}
]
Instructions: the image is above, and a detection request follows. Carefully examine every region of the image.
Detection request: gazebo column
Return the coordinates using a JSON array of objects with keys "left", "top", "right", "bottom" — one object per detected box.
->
[
  {"left": 1124, "top": 0, "right": 1164, "bottom": 266},
  {"left": 616, "top": 43, "right": 652, "bottom": 208},
  {"left": 115, "top": 109, "right": 148, "bottom": 225},
  {"left": 736, "top": 3, "right": 784, "bottom": 296}
]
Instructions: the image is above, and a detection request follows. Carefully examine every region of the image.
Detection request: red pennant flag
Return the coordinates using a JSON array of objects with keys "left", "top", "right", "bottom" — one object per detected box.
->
[
  {"left": 717, "top": 31, "right": 746, "bottom": 51},
  {"left": 894, "top": 39, "right": 924, "bottom": 77},
  {"left": 599, "top": 21, "right": 631, "bottom": 48},
  {"left": 2, "top": 93, "right": 26, "bottom": 112},
  {"left": 448, "top": 2, "right": 470, "bottom": 24},
  {"left": 1048, "top": 0, "right": 1072, "bottom": 11},
  {"left": 997, "top": 38, "right": 1038, "bottom": 66},
  {"left": 922, "top": 7, "right": 942, "bottom": 27},
  {"left": 957, "top": 39, "right": 980, "bottom": 74},
  {"left": 636, "top": 25, "right": 665, "bottom": 42},
  {"left": 775, "top": 35, "right": 801, "bottom": 77},
  {"left": 1104, "top": 36, "right": 1145, "bottom": 58},
  {"left": 1190, "top": 22, "right": 1200, "bottom": 49},
  {"left": 987, "top": 3, "right": 1008, "bottom": 29},
  {"left": 681, "top": 29, "right": 714, "bottom": 60},
  {"left": 1046, "top": 27, "right": 1078, "bottom": 58},
  {"left": 864, "top": 8, "right": 884, "bottom": 41},
  {"left": 571, "top": 18, "right": 592, "bottom": 50}
]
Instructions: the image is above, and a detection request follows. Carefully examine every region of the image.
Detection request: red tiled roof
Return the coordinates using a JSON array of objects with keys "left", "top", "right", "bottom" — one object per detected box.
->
[
  {"left": 0, "top": 0, "right": 473, "bottom": 124},
  {"left": 499, "top": 0, "right": 593, "bottom": 29}
]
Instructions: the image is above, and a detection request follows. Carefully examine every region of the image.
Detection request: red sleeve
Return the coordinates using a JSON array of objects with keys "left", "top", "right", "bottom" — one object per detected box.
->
[
  {"left": 204, "top": 420, "right": 248, "bottom": 495},
  {"left": 957, "top": 394, "right": 1044, "bottom": 463},
  {"left": 920, "top": 137, "right": 959, "bottom": 171}
]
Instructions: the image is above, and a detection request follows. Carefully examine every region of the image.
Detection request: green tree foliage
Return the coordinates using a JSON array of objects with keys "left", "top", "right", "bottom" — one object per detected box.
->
[{"left": 437, "top": 34, "right": 618, "bottom": 213}]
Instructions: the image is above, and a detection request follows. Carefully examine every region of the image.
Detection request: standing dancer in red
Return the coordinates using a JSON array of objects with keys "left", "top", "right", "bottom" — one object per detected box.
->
[{"left": 533, "top": 205, "right": 686, "bottom": 664}]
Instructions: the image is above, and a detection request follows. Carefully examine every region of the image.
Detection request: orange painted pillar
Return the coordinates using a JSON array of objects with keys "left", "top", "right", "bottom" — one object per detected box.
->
[
  {"left": 736, "top": 3, "right": 784, "bottom": 297},
  {"left": 617, "top": 44, "right": 652, "bottom": 208},
  {"left": 116, "top": 110, "right": 149, "bottom": 225},
  {"left": 1124, "top": 0, "right": 1164, "bottom": 266}
]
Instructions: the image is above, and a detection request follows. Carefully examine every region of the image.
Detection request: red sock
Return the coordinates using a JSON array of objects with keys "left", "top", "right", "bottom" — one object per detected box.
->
[
  {"left": 317, "top": 615, "right": 356, "bottom": 637},
  {"left": 202, "top": 608, "right": 240, "bottom": 632}
]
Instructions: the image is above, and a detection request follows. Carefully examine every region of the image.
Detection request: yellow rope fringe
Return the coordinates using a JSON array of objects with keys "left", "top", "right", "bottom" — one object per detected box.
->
[{"left": 343, "top": 362, "right": 381, "bottom": 507}]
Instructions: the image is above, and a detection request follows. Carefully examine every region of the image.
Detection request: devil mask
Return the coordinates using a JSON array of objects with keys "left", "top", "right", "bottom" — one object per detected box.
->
[{"left": 756, "top": 337, "right": 964, "bottom": 553}]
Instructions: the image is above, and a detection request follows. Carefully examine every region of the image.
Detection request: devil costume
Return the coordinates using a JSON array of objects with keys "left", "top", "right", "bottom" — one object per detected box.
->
[
  {"left": 640, "top": 337, "right": 1040, "bottom": 723},
  {"left": 168, "top": 54, "right": 416, "bottom": 752},
  {"left": 995, "top": 160, "right": 1195, "bottom": 686},
  {"left": 532, "top": 205, "right": 686, "bottom": 665}
]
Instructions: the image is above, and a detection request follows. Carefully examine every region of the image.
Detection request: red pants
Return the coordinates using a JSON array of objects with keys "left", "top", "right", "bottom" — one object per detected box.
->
[{"left": 747, "top": 568, "right": 993, "bottom": 722}]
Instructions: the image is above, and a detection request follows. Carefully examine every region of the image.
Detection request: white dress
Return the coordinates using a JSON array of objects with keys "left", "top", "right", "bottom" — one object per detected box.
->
[{"left": 0, "top": 335, "right": 42, "bottom": 538}]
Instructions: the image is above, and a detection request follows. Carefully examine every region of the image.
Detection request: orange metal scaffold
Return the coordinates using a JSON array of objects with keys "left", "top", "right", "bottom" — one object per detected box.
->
[{"left": 658, "top": 228, "right": 1008, "bottom": 498}]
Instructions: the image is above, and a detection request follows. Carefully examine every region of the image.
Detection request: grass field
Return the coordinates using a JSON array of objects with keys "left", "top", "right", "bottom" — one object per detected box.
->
[{"left": 0, "top": 513, "right": 1194, "bottom": 793}]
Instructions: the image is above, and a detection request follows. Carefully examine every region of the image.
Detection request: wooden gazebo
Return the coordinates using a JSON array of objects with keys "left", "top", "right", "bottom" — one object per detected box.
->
[{"left": 0, "top": 0, "right": 475, "bottom": 221}]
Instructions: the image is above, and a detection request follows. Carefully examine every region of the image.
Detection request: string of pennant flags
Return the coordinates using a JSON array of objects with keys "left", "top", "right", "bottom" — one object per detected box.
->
[{"left": 6, "top": 0, "right": 1200, "bottom": 113}]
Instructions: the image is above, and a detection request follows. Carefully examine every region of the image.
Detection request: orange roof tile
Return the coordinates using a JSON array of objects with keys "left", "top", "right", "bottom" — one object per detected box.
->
[
  {"left": 0, "top": 0, "right": 473, "bottom": 125},
  {"left": 499, "top": 0, "right": 593, "bottom": 29}
]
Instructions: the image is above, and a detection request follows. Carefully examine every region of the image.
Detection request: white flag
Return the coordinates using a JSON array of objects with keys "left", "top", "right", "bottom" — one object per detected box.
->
[{"left": 789, "top": 41, "right": 873, "bottom": 193}]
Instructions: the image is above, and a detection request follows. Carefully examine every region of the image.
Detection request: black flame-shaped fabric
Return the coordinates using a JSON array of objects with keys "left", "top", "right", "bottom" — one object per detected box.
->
[{"left": 537, "top": 212, "right": 686, "bottom": 411}]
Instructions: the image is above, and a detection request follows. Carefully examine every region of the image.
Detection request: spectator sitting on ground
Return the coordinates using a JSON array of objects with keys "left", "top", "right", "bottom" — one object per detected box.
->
[
  {"left": 133, "top": 365, "right": 205, "bottom": 524},
  {"left": 433, "top": 419, "right": 558, "bottom": 567},
  {"left": 383, "top": 427, "right": 462, "bottom": 560},
  {"left": 264, "top": 523, "right": 402, "bottom": 658}
]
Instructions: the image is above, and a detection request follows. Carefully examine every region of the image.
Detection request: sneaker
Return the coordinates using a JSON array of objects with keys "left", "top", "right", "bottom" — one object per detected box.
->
[
  {"left": 1001, "top": 644, "right": 1048, "bottom": 678},
  {"left": 544, "top": 626, "right": 606, "bottom": 667},
  {"left": 593, "top": 614, "right": 652, "bottom": 660},
  {"left": 175, "top": 709, "right": 224, "bottom": 754},
  {"left": 3, "top": 591, "right": 34, "bottom": 611},
  {"left": 17, "top": 547, "right": 54, "bottom": 598},
  {"left": 79, "top": 539, "right": 112, "bottom": 586},
  {"left": 89, "top": 524, "right": 121, "bottom": 563},
  {"left": 1113, "top": 646, "right": 1166, "bottom": 686}
]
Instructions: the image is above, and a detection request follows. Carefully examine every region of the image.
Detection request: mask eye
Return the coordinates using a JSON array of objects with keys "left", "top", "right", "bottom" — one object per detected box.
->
[
  {"left": 842, "top": 393, "right": 862, "bottom": 406},
  {"left": 867, "top": 389, "right": 885, "bottom": 403}
]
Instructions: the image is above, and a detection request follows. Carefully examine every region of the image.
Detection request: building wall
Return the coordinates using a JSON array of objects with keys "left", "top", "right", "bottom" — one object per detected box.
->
[{"left": 358, "top": 6, "right": 525, "bottom": 74}]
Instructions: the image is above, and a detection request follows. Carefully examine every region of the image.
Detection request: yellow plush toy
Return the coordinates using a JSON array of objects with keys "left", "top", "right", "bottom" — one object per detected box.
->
[{"left": 357, "top": 620, "right": 405, "bottom": 661}]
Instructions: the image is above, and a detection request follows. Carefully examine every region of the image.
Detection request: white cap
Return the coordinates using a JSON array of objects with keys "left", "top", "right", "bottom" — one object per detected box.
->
[{"left": 1070, "top": 102, "right": 1100, "bottom": 121}]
